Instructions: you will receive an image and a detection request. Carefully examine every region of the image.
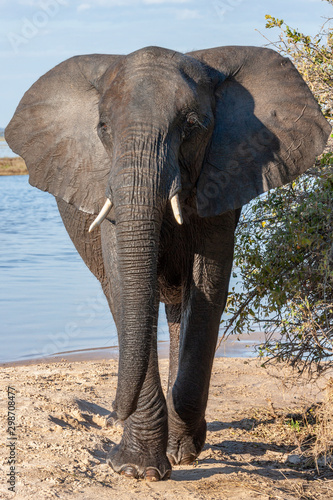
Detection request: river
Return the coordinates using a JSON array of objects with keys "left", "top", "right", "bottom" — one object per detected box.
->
[{"left": 0, "top": 139, "right": 17, "bottom": 158}]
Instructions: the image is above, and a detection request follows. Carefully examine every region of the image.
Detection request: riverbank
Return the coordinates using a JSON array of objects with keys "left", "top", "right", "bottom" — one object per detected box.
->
[
  {"left": 1, "top": 357, "right": 333, "bottom": 499},
  {"left": 0, "top": 331, "right": 271, "bottom": 366},
  {"left": 0, "top": 157, "right": 27, "bottom": 176}
]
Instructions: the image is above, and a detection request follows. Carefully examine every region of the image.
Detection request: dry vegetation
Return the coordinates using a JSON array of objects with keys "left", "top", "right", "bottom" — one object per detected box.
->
[
  {"left": 0, "top": 157, "right": 27, "bottom": 176},
  {"left": 248, "top": 378, "right": 333, "bottom": 471}
]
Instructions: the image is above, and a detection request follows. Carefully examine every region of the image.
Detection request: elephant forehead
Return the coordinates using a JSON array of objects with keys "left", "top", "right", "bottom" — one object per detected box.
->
[
  {"left": 101, "top": 70, "right": 202, "bottom": 117},
  {"left": 128, "top": 45, "right": 181, "bottom": 62},
  {"left": 103, "top": 46, "right": 210, "bottom": 87}
]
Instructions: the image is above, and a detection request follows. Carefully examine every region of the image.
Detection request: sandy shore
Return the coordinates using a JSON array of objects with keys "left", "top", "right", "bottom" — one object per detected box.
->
[
  {"left": 1, "top": 357, "right": 333, "bottom": 499},
  {"left": 0, "top": 331, "right": 271, "bottom": 368}
]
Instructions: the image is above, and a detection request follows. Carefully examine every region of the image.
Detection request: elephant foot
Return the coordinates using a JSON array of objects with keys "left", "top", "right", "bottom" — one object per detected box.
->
[
  {"left": 166, "top": 418, "right": 206, "bottom": 465},
  {"left": 166, "top": 390, "right": 207, "bottom": 465},
  {"left": 107, "top": 441, "right": 171, "bottom": 481}
]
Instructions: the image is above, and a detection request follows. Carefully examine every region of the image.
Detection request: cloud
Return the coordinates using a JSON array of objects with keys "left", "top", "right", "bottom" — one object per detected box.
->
[
  {"left": 17, "top": 0, "right": 42, "bottom": 5},
  {"left": 73, "top": 0, "right": 191, "bottom": 7},
  {"left": 176, "top": 8, "right": 201, "bottom": 20},
  {"left": 77, "top": 2, "right": 91, "bottom": 11},
  {"left": 143, "top": 0, "right": 190, "bottom": 4},
  {"left": 17, "top": 0, "right": 68, "bottom": 5},
  {"left": 74, "top": 0, "right": 139, "bottom": 6}
]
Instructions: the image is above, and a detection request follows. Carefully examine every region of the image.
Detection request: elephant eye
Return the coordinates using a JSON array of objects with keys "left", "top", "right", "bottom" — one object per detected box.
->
[
  {"left": 186, "top": 113, "right": 199, "bottom": 127},
  {"left": 98, "top": 121, "right": 108, "bottom": 132},
  {"left": 182, "top": 112, "right": 202, "bottom": 141}
]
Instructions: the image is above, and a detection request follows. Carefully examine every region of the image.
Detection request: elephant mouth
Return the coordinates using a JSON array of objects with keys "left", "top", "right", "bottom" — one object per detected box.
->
[{"left": 88, "top": 193, "right": 183, "bottom": 232}]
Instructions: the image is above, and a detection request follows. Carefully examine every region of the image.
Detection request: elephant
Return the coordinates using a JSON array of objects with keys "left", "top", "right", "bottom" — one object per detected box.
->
[{"left": 6, "top": 45, "right": 330, "bottom": 481}]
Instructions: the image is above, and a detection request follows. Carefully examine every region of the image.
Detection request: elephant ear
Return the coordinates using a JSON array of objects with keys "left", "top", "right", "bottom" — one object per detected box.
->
[
  {"left": 189, "top": 46, "right": 331, "bottom": 217},
  {"left": 5, "top": 54, "right": 123, "bottom": 214}
]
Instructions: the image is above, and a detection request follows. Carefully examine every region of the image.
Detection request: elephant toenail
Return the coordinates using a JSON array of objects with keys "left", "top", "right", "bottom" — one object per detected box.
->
[
  {"left": 180, "top": 453, "right": 196, "bottom": 465},
  {"left": 145, "top": 468, "right": 161, "bottom": 481},
  {"left": 120, "top": 465, "right": 138, "bottom": 478},
  {"left": 106, "top": 412, "right": 124, "bottom": 429},
  {"left": 163, "top": 469, "right": 172, "bottom": 480}
]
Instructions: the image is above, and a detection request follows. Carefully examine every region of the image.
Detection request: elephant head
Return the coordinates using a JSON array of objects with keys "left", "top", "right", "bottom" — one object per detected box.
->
[{"left": 5, "top": 46, "right": 330, "bottom": 421}]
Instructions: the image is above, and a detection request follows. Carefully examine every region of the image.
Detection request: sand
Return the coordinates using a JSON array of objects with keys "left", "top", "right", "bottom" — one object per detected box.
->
[{"left": 1, "top": 357, "right": 333, "bottom": 499}]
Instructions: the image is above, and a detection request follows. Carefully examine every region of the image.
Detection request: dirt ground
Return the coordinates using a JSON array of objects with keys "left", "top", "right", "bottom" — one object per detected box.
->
[{"left": 1, "top": 357, "right": 333, "bottom": 500}]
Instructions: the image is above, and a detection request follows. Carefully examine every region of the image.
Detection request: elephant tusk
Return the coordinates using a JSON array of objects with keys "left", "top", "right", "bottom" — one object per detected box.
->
[
  {"left": 170, "top": 194, "right": 183, "bottom": 225},
  {"left": 88, "top": 199, "right": 113, "bottom": 232}
]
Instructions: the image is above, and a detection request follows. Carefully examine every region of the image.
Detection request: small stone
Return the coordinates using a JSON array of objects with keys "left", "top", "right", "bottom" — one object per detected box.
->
[
  {"left": 317, "top": 455, "right": 333, "bottom": 467},
  {"left": 286, "top": 454, "right": 302, "bottom": 465}
]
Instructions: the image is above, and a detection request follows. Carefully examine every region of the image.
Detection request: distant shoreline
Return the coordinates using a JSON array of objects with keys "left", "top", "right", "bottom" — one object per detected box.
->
[{"left": 0, "top": 156, "right": 28, "bottom": 176}]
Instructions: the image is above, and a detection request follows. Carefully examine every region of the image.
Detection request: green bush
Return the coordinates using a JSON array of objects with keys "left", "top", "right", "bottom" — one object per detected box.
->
[{"left": 222, "top": 2, "right": 333, "bottom": 373}]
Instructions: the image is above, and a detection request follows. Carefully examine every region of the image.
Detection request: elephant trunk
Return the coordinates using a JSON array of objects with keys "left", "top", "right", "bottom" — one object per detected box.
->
[
  {"left": 113, "top": 209, "right": 162, "bottom": 421},
  {"left": 108, "top": 129, "right": 180, "bottom": 421}
]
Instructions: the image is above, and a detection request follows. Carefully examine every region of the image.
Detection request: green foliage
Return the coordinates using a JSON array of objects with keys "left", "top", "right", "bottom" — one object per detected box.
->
[
  {"left": 222, "top": 2, "right": 333, "bottom": 373},
  {"left": 264, "top": 6, "right": 333, "bottom": 120},
  {"left": 286, "top": 418, "right": 301, "bottom": 433}
]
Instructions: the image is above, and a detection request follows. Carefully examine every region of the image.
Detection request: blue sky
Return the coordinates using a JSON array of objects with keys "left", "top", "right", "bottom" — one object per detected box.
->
[{"left": 1, "top": 0, "right": 331, "bottom": 126}]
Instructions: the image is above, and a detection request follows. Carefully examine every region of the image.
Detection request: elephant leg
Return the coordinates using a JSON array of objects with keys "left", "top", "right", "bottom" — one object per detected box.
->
[
  {"left": 167, "top": 214, "right": 236, "bottom": 465},
  {"left": 100, "top": 222, "right": 171, "bottom": 481},
  {"left": 107, "top": 328, "right": 171, "bottom": 480},
  {"left": 165, "top": 303, "right": 181, "bottom": 395}
]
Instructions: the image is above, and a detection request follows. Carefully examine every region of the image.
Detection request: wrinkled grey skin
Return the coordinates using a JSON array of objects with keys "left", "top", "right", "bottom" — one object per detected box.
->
[{"left": 6, "top": 45, "right": 330, "bottom": 481}]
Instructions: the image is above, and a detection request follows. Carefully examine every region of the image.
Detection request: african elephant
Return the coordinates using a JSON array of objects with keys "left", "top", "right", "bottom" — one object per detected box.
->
[{"left": 6, "top": 45, "right": 330, "bottom": 481}]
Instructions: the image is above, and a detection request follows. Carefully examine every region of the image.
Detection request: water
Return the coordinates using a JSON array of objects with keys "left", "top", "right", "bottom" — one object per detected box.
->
[
  {"left": 0, "top": 139, "right": 17, "bottom": 158},
  {"left": 0, "top": 175, "right": 128, "bottom": 363},
  {"left": 0, "top": 143, "right": 261, "bottom": 364}
]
